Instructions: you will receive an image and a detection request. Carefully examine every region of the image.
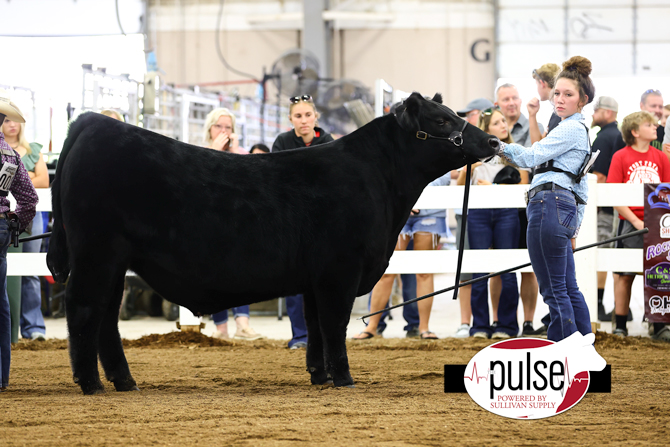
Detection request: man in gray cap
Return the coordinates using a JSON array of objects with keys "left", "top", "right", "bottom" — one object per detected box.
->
[
  {"left": 457, "top": 98, "right": 494, "bottom": 126},
  {"left": 590, "top": 96, "right": 629, "bottom": 322}
]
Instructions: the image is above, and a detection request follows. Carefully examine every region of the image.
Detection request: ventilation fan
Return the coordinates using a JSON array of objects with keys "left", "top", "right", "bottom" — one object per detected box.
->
[
  {"left": 269, "top": 49, "right": 320, "bottom": 98},
  {"left": 316, "top": 79, "right": 374, "bottom": 135}
]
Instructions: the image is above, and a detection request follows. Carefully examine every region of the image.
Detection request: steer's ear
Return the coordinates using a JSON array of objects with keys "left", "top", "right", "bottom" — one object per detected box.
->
[
  {"left": 431, "top": 93, "right": 443, "bottom": 104},
  {"left": 397, "top": 94, "right": 421, "bottom": 132}
]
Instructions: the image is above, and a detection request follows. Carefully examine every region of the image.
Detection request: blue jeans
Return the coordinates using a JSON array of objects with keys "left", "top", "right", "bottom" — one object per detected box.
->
[
  {"left": 0, "top": 220, "right": 12, "bottom": 387},
  {"left": 468, "top": 208, "right": 520, "bottom": 337},
  {"left": 526, "top": 189, "right": 591, "bottom": 341},
  {"left": 285, "top": 294, "right": 308, "bottom": 347},
  {"left": 20, "top": 213, "right": 45, "bottom": 339},
  {"left": 373, "top": 273, "right": 420, "bottom": 333},
  {"left": 212, "top": 306, "right": 250, "bottom": 325}
]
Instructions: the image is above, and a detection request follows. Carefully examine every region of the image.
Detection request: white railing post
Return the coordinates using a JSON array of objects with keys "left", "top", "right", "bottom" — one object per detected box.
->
[{"left": 574, "top": 174, "right": 599, "bottom": 322}]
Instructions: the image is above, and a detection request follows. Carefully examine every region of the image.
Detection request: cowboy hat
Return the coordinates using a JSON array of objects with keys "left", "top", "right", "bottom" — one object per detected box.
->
[{"left": 0, "top": 89, "right": 25, "bottom": 123}]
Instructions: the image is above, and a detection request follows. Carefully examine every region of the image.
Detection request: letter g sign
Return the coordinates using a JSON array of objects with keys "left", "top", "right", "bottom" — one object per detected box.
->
[{"left": 470, "top": 39, "right": 491, "bottom": 63}]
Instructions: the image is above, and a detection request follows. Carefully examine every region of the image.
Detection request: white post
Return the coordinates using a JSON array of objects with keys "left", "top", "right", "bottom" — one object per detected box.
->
[
  {"left": 178, "top": 306, "right": 203, "bottom": 332},
  {"left": 575, "top": 173, "right": 599, "bottom": 323}
]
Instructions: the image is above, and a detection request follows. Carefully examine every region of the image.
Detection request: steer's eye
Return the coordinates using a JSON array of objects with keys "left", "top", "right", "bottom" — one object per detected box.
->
[{"left": 436, "top": 119, "right": 446, "bottom": 126}]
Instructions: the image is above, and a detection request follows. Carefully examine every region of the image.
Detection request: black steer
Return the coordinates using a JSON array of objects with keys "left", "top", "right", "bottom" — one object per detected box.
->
[{"left": 47, "top": 92, "right": 498, "bottom": 394}]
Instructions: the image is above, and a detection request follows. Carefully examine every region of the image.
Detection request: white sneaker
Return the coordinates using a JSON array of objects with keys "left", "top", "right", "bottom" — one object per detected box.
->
[
  {"left": 211, "top": 330, "right": 229, "bottom": 340},
  {"left": 491, "top": 331, "right": 511, "bottom": 340},
  {"left": 454, "top": 324, "right": 470, "bottom": 338},
  {"left": 234, "top": 327, "right": 265, "bottom": 341},
  {"left": 30, "top": 332, "right": 46, "bottom": 341}
]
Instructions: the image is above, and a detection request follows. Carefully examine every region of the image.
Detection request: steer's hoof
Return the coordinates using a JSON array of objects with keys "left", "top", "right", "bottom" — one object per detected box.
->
[
  {"left": 113, "top": 378, "right": 140, "bottom": 392},
  {"left": 309, "top": 369, "right": 331, "bottom": 385},
  {"left": 81, "top": 384, "right": 106, "bottom": 395}
]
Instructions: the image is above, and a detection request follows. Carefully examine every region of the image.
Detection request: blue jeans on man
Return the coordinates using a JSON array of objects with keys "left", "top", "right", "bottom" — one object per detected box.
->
[
  {"left": 1, "top": 219, "right": 12, "bottom": 388},
  {"left": 526, "top": 189, "right": 591, "bottom": 341},
  {"left": 468, "top": 208, "right": 520, "bottom": 337}
]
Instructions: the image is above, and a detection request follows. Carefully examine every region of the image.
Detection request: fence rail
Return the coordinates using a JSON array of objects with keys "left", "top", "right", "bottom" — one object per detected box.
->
[{"left": 9, "top": 175, "right": 643, "bottom": 322}]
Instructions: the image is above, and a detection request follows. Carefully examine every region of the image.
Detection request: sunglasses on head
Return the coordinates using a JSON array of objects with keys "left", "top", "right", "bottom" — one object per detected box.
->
[
  {"left": 644, "top": 89, "right": 662, "bottom": 95},
  {"left": 480, "top": 107, "right": 500, "bottom": 117},
  {"left": 289, "top": 95, "right": 313, "bottom": 104}
]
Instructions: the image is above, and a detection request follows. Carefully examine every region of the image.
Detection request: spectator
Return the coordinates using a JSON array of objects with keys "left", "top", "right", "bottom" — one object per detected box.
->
[
  {"left": 529, "top": 63, "right": 561, "bottom": 144},
  {"left": 205, "top": 108, "right": 246, "bottom": 154},
  {"left": 499, "top": 56, "right": 595, "bottom": 342},
  {"left": 639, "top": 89, "right": 664, "bottom": 149},
  {"left": 1, "top": 117, "right": 49, "bottom": 342},
  {"left": 607, "top": 111, "right": 670, "bottom": 341},
  {"left": 662, "top": 105, "right": 670, "bottom": 129},
  {"left": 0, "top": 90, "right": 39, "bottom": 391},
  {"left": 100, "top": 109, "right": 124, "bottom": 121},
  {"left": 458, "top": 107, "right": 521, "bottom": 339},
  {"left": 272, "top": 95, "right": 334, "bottom": 349},
  {"left": 452, "top": 97, "right": 494, "bottom": 337},
  {"left": 589, "top": 96, "right": 628, "bottom": 322},
  {"left": 249, "top": 143, "right": 270, "bottom": 154},
  {"left": 353, "top": 173, "right": 451, "bottom": 340},
  {"left": 495, "top": 83, "right": 544, "bottom": 147},
  {"left": 457, "top": 98, "right": 494, "bottom": 126},
  {"left": 202, "top": 108, "right": 263, "bottom": 341}
]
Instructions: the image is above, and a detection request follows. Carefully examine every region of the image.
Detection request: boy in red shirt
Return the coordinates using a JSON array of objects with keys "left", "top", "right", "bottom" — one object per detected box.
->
[{"left": 607, "top": 111, "right": 670, "bottom": 340}]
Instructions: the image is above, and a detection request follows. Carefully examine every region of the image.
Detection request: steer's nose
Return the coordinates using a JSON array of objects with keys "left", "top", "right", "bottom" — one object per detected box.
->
[{"left": 488, "top": 137, "right": 500, "bottom": 151}]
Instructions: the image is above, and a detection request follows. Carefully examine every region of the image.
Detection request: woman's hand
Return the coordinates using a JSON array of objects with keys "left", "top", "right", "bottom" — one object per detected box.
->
[
  {"left": 527, "top": 97, "right": 540, "bottom": 118},
  {"left": 211, "top": 132, "right": 230, "bottom": 151},
  {"left": 229, "top": 133, "right": 240, "bottom": 153},
  {"left": 410, "top": 209, "right": 420, "bottom": 215},
  {"left": 476, "top": 179, "right": 492, "bottom": 185}
]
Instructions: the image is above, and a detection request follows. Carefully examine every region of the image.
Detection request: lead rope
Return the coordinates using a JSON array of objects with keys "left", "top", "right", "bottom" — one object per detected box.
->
[{"left": 452, "top": 163, "right": 471, "bottom": 301}]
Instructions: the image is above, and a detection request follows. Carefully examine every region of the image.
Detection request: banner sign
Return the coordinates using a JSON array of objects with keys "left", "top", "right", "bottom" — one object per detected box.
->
[{"left": 643, "top": 183, "right": 670, "bottom": 323}]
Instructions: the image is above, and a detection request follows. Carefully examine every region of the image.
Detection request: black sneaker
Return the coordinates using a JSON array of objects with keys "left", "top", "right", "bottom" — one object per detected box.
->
[
  {"left": 405, "top": 328, "right": 420, "bottom": 338},
  {"left": 522, "top": 321, "right": 535, "bottom": 337},
  {"left": 530, "top": 324, "right": 548, "bottom": 338},
  {"left": 491, "top": 321, "right": 499, "bottom": 329},
  {"left": 612, "top": 327, "right": 628, "bottom": 337}
]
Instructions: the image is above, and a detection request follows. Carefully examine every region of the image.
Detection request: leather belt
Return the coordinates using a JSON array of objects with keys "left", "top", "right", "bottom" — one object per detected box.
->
[{"left": 527, "top": 182, "right": 586, "bottom": 205}]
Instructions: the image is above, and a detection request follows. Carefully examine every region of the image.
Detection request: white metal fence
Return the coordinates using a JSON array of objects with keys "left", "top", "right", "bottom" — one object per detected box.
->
[{"left": 9, "top": 175, "right": 642, "bottom": 322}]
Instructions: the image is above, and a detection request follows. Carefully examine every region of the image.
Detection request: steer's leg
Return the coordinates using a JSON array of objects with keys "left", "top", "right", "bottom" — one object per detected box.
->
[
  {"left": 66, "top": 261, "right": 112, "bottom": 395},
  {"left": 98, "top": 272, "right": 139, "bottom": 392},
  {"left": 314, "top": 281, "right": 357, "bottom": 388},
  {"left": 303, "top": 292, "right": 329, "bottom": 385}
]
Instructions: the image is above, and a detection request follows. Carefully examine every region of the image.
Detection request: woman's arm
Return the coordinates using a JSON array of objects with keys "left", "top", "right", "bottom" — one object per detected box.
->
[
  {"left": 500, "top": 119, "right": 583, "bottom": 168},
  {"left": 30, "top": 156, "right": 49, "bottom": 188}
]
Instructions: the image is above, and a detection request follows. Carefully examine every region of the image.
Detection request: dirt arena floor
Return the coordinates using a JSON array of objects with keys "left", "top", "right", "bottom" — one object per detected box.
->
[{"left": 2, "top": 332, "right": 669, "bottom": 446}]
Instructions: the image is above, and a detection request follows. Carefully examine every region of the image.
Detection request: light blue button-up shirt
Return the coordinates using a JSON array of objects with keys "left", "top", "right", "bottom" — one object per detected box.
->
[{"left": 500, "top": 113, "right": 590, "bottom": 233}]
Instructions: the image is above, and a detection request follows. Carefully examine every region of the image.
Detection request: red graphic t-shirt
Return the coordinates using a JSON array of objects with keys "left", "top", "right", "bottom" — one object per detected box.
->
[{"left": 607, "top": 145, "right": 670, "bottom": 220}]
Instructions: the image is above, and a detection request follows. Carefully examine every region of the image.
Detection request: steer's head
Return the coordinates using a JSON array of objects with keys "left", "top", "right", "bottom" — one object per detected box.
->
[{"left": 395, "top": 92, "right": 499, "bottom": 167}]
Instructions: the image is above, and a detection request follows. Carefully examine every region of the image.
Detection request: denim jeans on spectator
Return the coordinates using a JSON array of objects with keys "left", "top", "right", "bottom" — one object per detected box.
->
[
  {"left": 526, "top": 189, "right": 591, "bottom": 341},
  {"left": 212, "top": 306, "right": 250, "bottom": 326},
  {"left": 374, "top": 273, "right": 419, "bottom": 333},
  {"left": 468, "top": 208, "right": 520, "bottom": 337},
  {"left": 0, "top": 219, "right": 12, "bottom": 387},
  {"left": 20, "top": 213, "right": 45, "bottom": 339},
  {"left": 285, "top": 294, "right": 308, "bottom": 347}
]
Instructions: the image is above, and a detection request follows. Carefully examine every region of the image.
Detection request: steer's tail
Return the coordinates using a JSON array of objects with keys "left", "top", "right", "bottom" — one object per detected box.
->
[{"left": 46, "top": 113, "right": 92, "bottom": 283}]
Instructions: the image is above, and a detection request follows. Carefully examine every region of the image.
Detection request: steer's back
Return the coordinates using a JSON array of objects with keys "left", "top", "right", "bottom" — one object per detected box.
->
[{"left": 56, "top": 113, "right": 393, "bottom": 301}]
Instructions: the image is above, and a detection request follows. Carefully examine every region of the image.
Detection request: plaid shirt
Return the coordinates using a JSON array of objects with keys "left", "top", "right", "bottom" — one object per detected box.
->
[{"left": 0, "top": 131, "right": 38, "bottom": 231}]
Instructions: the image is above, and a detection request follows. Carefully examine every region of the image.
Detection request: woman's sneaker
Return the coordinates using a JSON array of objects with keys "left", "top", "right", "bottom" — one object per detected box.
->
[
  {"left": 521, "top": 322, "right": 535, "bottom": 337},
  {"left": 234, "top": 327, "right": 265, "bottom": 341},
  {"left": 454, "top": 324, "right": 470, "bottom": 338}
]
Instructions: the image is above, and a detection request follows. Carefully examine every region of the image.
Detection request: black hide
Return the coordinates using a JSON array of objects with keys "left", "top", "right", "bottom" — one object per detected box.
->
[{"left": 47, "top": 92, "right": 497, "bottom": 394}]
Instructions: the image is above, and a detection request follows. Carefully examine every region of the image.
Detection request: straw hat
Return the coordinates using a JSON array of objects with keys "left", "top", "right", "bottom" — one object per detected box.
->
[{"left": 0, "top": 89, "right": 25, "bottom": 123}]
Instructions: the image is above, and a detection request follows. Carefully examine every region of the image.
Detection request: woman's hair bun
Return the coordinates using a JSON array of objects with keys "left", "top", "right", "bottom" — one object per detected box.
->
[{"left": 563, "top": 56, "right": 592, "bottom": 77}]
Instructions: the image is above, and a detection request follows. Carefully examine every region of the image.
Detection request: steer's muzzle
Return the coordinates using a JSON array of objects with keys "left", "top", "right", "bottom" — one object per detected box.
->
[{"left": 479, "top": 137, "right": 501, "bottom": 162}]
